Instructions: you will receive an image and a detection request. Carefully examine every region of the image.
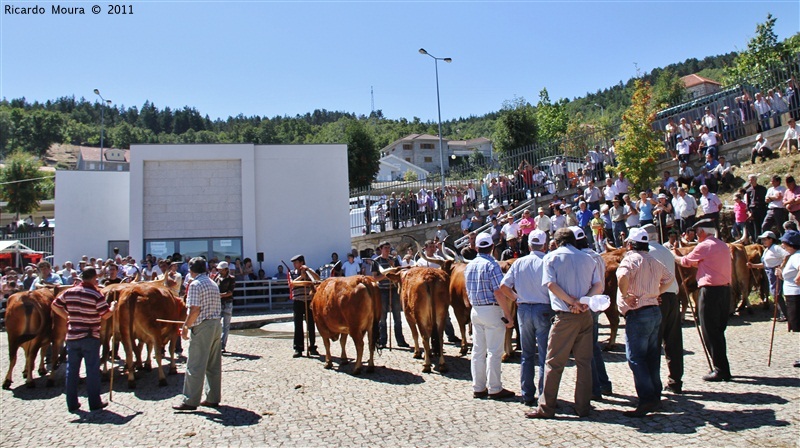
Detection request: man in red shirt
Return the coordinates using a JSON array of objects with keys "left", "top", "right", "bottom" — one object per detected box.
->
[
  {"left": 672, "top": 219, "right": 732, "bottom": 381},
  {"left": 52, "top": 268, "right": 116, "bottom": 412}
]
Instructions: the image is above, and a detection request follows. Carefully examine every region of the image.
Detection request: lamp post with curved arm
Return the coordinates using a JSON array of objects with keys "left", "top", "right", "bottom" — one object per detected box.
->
[{"left": 419, "top": 48, "right": 452, "bottom": 191}]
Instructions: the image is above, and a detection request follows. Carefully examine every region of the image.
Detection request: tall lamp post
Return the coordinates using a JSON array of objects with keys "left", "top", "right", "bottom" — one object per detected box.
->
[
  {"left": 419, "top": 48, "right": 451, "bottom": 191},
  {"left": 594, "top": 103, "right": 604, "bottom": 117},
  {"left": 94, "top": 89, "right": 112, "bottom": 171}
]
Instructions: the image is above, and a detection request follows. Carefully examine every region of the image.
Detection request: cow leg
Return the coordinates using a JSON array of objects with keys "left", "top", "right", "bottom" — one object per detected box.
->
[
  {"left": 3, "top": 341, "right": 20, "bottom": 389},
  {"left": 23, "top": 341, "right": 39, "bottom": 388},
  {"left": 420, "top": 330, "right": 432, "bottom": 373},
  {"left": 153, "top": 339, "right": 167, "bottom": 387},
  {"left": 38, "top": 344, "right": 48, "bottom": 377},
  {"left": 434, "top": 317, "right": 448, "bottom": 373},
  {"left": 366, "top": 320, "right": 376, "bottom": 374},
  {"left": 455, "top": 312, "right": 470, "bottom": 357},
  {"left": 168, "top": 335, "right": 178, "bottom": 376},
  {"left": 322, "top": 336, "right": 333, "bottom": 370},
  {"left": 406, "top": 313, "right": 422, "bottom": 359},
  {"left": 120, "top": 331, "right": 137, "bottom": 389},
  {"left": 339, "top": 334, "right": 349, "bottom": 366},
  {"left": 350, "top": 330, "right": 364, "bottom": 375},
  {"left": 139, "top": 341, "right": 152, "bottom": 372},
  {"left": 502, "top": 328, "right": 514, "bottom": 362},
  {"left": 603, "top": 305, "right": 620, "bottom": 350}
]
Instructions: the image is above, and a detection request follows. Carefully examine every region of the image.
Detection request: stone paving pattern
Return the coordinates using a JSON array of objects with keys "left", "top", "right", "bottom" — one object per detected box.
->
[{"left": 1, "top": 310, "right": 798, "bottom": 447}]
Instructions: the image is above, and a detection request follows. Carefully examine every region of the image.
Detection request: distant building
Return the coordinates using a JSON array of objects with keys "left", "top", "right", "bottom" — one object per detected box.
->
[
  {"left": 376, "top": 154, "right": 429, "bottom": 181},
  {"left": 682, "top": 74, "right": 722, "bottom": 99},
  {"left": 379, "top": 134, "right": 493, "bottom": 174},
  {"left": 76, "top": 146, "right": 130, "bottom": 171}
]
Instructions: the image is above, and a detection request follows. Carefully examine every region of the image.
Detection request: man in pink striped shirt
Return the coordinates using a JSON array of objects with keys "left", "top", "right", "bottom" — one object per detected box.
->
[
  {"left": 617, "top": 228, "right": 674, "bottom": 417},
  {"left": 673, "top": 219, "right": 733, "bottom": 382}
]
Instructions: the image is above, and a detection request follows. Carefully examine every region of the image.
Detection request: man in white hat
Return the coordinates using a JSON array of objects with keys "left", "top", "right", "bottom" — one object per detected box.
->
[
  {"left": 465, "top": 232, "right": 515, "bottom": 401},
  {"left": 497, "top": 229, "right": 550, "bottom": 406},
  {"left": 751, "top": 133, "right": 772, "bottom": 164},
  {"left": 617, "top": 227, "right": 674, "bottom": 417}
]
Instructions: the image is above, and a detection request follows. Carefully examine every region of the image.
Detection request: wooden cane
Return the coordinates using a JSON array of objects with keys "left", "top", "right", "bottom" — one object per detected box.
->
[
  {"left": 677, "top": 270, "right": 713, "bottom": 371},
  {"left": 768, "top": 277, "right": 781, "bottom": 366},
  {"left": 109, "top": 316, "right": 116, "bottom": 402},
  {"left": 388, "top": 285, "right": 393, "bottom": 351},
  {"left": 304, "top": 285, "right": 310, "bottom": 357}
]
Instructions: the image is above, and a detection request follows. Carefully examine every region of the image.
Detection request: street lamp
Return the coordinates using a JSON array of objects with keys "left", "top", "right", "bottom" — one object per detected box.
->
[
  {"left": 419, "top": 48, "right": 451, "bottom": 191},
  {"left": 94, "top": 89, "right": 112, "bottom": 171},
  {"left": 594, "top": 103, "right": 604, "bottom": 117}
]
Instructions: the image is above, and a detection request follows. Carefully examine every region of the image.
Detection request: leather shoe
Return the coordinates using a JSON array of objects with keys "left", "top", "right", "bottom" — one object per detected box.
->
[
  {"left": 309, "top": 349, "right": 320, "bottom": 356},
  {"left": 664, "top": 384, "right": 683, "bottom": 394},
  {"left": 623, "top": 401, "right": 659, "bottom": 418},
  {"left": 292, "top": 351, "right": 302, "bottom": 358},
  {"left": 200, "top": 401, "right": 220, "bottom": 408},
  {"left": 90, "top": 401, "right": 109, "bottom": 411},
  {"left": 524, "top": 410, "right": 552, "bottom": 419},
  {"left": 172, "top": 403, "right": 198, "bottom": 411},
  {"left": 397, "top": 341, "right": 411, "bottom": 348},
  {"left": 489, "top": 388, "right": 515, "bottom": 400},
  {"left": 793, "top": 360, "right": 800, "bottom": 368},
  {"left": 591, "top": 394, "right": 603, "bottom": 401},
  {"left": 702, "top": 371, "right": 732, "bottom": 382},
  {"left": 473, "top": 389, "right": 488, "bottom": 399},
  {"left": 68, "top": 403, "right": 81, "bottom": 413}
]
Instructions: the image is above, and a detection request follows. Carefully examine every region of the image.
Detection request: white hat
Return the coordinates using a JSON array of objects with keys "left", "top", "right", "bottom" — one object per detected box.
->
[
  {"left": 626, "top": 227, "right": 649, "bottom": 244},
  {"left": 476, "top": 233, "right": 494, "bottom": 248},
  {"left": 568, "top": 226, "right": 586, "bottom": 240},
  {"left": 528, "top": 230, "right": 547, "bottom": 247},
  {"left": 756, "top": 133, "right": 763, "bottom": 140},
  {"left": 758, "top": 230, "right": 777, "bottom": 240},
  {"left": 217, "top": 261, "right": 229, "bottom": 270},
  {"left": 506, "top": 233, "right": 517, "bottom": 241},
  {"left": 641, "top": 224, "right": 658, "bottom": 240}
]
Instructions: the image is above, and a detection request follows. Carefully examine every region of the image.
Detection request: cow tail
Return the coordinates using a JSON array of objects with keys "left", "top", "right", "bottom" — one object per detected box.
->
[
  {"left": 428, "top": 281, "right": 438, "bottom": 345},
  {"left": 17, "top": 299, "right": 37, "bottom": 345},
  {"left": 128, "top": 290, "right": 137, "bottom": 346},
  {"left": 370, "top": 281, "right": 380, "bottom": 354}
]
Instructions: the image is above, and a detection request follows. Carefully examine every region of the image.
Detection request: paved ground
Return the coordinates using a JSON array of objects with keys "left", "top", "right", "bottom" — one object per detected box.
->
[{"left": 1, "top": 309, "right": 798, "bottom": 447}]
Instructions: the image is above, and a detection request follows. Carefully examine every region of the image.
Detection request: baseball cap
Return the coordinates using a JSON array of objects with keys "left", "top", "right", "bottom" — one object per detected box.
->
[
  {"left": 592, "top": 209, "right": 600, "bottom": 215},
  {"left": 528, "top": 230, "right": 547, "bottom": 247},
  {"left": 476, "top": 233, "right": 494, "bottom": 248},
  {"left": 758, "top": 231, "right": 777, "bottom": 240},
  {"left": 641, "top": 223, "right": 658, "bottom": 240},
  {"left": 779, "top": 230, "right": 800, "bottom": 246},
  {"left": 568, "top": 226, "right": 586, "bottom": 241},
  {"left": 626, "top": 227, "right": 649, "bottom": 244},
  {"left": 217, "top": 261, "right": 229, "bottom": 270},
  {"left": 506, "top": 233, "right": 517, "bottom": 241}
]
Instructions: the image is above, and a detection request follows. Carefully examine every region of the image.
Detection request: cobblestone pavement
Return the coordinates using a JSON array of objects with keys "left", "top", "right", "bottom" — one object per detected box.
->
[{"left": 1, "top": 309, "right": 798, "bottom": 447}]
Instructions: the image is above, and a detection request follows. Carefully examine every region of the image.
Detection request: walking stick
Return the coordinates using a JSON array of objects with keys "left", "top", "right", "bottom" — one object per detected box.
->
[
  {"left": 388, "top": 285, "right": 393, "bottom": 351},
  {"left": 304, "top": 285, "right": 310, "bottom": 357},
  {"left": 109, "top": 320, "right": 116, "bottom": 402},
  {"left": 677, "top": 270, "right": 713, "bottom": 371},
  {"left": 768, "top": 278, "right": 781, "bottom": 366}
]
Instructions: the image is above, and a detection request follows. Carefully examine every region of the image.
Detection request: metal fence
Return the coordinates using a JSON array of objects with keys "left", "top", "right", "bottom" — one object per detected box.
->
[
  {"left": 1, "top": 229, "right": 55, "bottom": 255},
  {"left": 232, "top": 279, "right": 292, "bottom": 312}
]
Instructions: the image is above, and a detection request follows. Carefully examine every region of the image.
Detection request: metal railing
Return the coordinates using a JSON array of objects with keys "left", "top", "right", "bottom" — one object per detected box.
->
[
  {"left": 0, "top": 229, "right": 55, "bottom": 255},
  {"left": 232, "top": 279, "right": 292, "bottom": 311}
]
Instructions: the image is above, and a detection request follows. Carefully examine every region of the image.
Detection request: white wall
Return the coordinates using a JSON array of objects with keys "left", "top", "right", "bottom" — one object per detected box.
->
[
  {"left": 253, "top": 144, "right": 350, "bottom": 272},
  {"left": 54, "top": 170, "right": 130, "bottom": 264}
]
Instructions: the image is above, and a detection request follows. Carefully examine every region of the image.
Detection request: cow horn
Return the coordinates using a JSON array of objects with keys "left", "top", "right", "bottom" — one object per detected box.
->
[
  {"left": 605, "top": 241, "right": 616, "bottom": 252},
  {"left": 377, "top": 264, "right": 402, "bottom": 277},
  {"left": 731, "top": 224, "right": 747, "bottom": 245},
  {"left": 444, "top": 246, "right": 462, "bottom": 262},
  {"left": 418, "top": 247, "right": 443, "bottom": 266}
]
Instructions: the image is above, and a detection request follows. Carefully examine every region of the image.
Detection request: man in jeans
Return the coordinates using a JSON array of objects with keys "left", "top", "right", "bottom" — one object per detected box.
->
[
  {"left": 497, "top": 230, "right": 551, "bottom": 406},
  {"left": 216, "top": 261, "right": 236, "bottom": 353},
  {"left": 617, "top": 227, "right": 674, "bottom": 417},
  {"left": 51, "top": 267, "right": 115, "bottom": 412}
]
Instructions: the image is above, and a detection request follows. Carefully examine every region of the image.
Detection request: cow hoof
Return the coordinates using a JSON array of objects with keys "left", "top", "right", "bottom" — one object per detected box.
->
[
  {"left": 324, "top": 362, "right": 333, "bottom": 370},
  {"left": 435, "top": 364, "right": 449, "bottom": 373},
  {"left": 603, "top": 343, "right": 615, "bottom": 352},
  {"left": 46, "top": 379, "right": 55, "bottom": 388},
  {"left": 26, "top": 381, "right": 35, "bottom": 389},
  {"left": 127, "top": 380, "right": 136, "bottom": 389},
  {"left": 158, "top": 379, "right": 167, "bottom": 387},
  {"left": 21, "top": 371, "right": 27, "bottom": 379},
  {"left": 142, "top": 364, "right": 152, "bottom": 372},
  {"left": 365, "top": 366, "right": 374, "bottom": 373},
  {"left": 168, "top": 368, "right": 178, "bottom": 376},
  {"left": 38, "top": 369, "right": 47, "bottom": 377},
  {"left": 501, "top": 354, "right": 510, "bottom": 363},
  {"left": 341, "top": 359, "right": 350, "bottom": 366},
  {"left": 2, "top": 380, "right": 11, "bottom": 390},
  {"left": 422, "top": 365, "right": 432, "bottom": 374},
  {"left": 352, "top": 368, "right": 362, "bottom": 376},
  {"left": 412, "top": 352, "right": 423, "bottom": 360},
  {"left": 459, "top": 348, "right": 468, "bottom": 357}
]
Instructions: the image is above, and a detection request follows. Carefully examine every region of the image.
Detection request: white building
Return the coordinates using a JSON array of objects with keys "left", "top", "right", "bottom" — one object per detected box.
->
[
  {"left": 380, "top": 133, "right": 494, "bottom": 174},
  {"left": 376, "top": 154, "right": 429, "bottom": 181},
  {"left": 55, "top": 143, "right": 349, "bottom": 272}
]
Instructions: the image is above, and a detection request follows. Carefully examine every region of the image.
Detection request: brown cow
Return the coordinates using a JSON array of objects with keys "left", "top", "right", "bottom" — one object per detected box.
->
[
  {"left": 116, "top": 283, "right": 186, "bottom": 388},
  {"left": 311, "top": 276, "right": 380, "bottom": 375},
  {"left": 600, "top": 247, "right": 627, "bottom": 349},
  {"left": 3, "top": 287, "right": 66, "bottom": 389},
  {"left": 383, "top": 266, "right": 450, "bottom": 373}
]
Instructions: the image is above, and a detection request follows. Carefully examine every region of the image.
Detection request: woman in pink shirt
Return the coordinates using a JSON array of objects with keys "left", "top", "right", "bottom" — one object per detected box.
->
[
  {"left": 517, "top": 209, "right": 536, "bottom": 254},
  {"left": 733, "top": 192, "right": 748, "bottom": 239},
  {"left": 783, "top": 175, "right": 800, "bottom": 222}
]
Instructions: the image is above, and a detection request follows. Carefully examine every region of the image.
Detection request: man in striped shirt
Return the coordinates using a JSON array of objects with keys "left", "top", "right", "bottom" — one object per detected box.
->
[
  {"left": 616, "top": 228, "right": 674, "bottom": 417},
  {"left": 52, "top": 267, "right": 115, "bottom": 413}
]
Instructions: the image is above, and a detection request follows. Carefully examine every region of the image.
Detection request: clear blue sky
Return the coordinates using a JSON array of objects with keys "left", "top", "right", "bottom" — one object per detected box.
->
[{"left": 1, "top": 1, "right": 798, "bottom": 122}]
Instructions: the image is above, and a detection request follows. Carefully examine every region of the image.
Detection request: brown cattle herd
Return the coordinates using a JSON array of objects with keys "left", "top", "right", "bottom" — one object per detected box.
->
[{"left": 1, "top": 233, "right": 772, "bottom": 395}]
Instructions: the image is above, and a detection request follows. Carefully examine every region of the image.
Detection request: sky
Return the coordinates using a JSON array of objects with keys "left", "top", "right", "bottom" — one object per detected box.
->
[{"left": 1, "top": 1, "right": 799, "bottom": 123}]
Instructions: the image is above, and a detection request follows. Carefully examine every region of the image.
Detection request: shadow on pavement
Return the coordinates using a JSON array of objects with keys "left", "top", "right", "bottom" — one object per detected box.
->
[
  {"left": 730, "top": 375, "right": 800, "bottom": 388},
  {"left": 610, "top": 389, "right": 791, "bottom": 434},
  {"left": 194, "top": 405, "right": 262, "bottom": 427},
  {"left": 10, "top": 382, "right": 63, "bottom": 400},
  {"left": 352, "top": 365, "right": 425, "bottom": 385},
  {"left": 120, "top": 371, "right": 184, "bottom": 401},
  {"left": 222, "top": 351, "right": 262, "bottom": 361},
  {"left": 69, "top": 409, "right": 142, "bottom": 425}
]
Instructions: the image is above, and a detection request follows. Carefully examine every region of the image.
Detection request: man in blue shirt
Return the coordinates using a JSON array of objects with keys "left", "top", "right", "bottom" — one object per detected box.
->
[
  {"left": 498, "top": 230, "right": 551, "bottom": 406},
  {"left": 526, "top": 228, "right": 603, "bottom": 419},
  {"left": 465, "top": 233, "right": 515, "bottom": 401},
  {"left": 29, "top": 261, "right": 63, "bottom": 290}
]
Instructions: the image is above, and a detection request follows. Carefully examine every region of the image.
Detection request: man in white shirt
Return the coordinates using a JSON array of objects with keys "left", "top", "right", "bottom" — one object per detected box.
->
[
  {"left": 699, "top": 126, "right": 720, "bottom": 159},
  {"left": 763, "top": 175, "right": 788, "bottom": 237},
  {"left": 460, "top": 214, "right": 472, "bottom": 233},
  {"left": 550, "top": 158, "right": 565, "bottom": 191},
  {"left": 623, "top": 194, "right": 640, "bottom": 229},
  {"left": 435, "top": 223, "right": 449, "bottom": 242},
  {"left": 603, "top": 178, "right": 618, "bottom": 203},
  {"left": 753, "top": 92, "right": 772, "bottom": 131},
  {"left": 501, "top": 213, "right": 520, "bottom": 244},
  {"left": 675, "top": 187, "right": 697, "bottom": 231},
  {"left": 465, "top": 183, "right": 477, "bottom": 212},
  {"left": 615, "top": 172, "right": 630, "bottom": 196},
  {"left": 710, "top": 156, "right": 735, "bottom": 192},
  {"left": 778, "top": 116, "right": 799, "bottom": 155},
  {"left": 699, "top": 185, "right": 723, "bottom": 228},
  {"left": 675, "top": 135, "right": 691, "bottom": 164},
  {"left": 582, "top": 180, "right": 603, "bottom": 211},
  {"left": 341, "top": 253, "right": 361, "bottom": 277},
  {"left": 751, "top": 133, "right": 773, "bottom": 163},
  {"left": 677, "top": 161, "right": 694, "bottom": 189},
  {"left": 702, "top": 107, "right": 718, "bottom": 132},
  {"left": 534, "top": 207, "right": 552, "bottom": 235}
]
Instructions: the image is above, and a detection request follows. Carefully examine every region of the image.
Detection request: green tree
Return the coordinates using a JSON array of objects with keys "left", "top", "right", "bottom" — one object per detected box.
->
[
  {"left": 724, "top": 14, "right": 797, "bottom": 88},
  {"left": 534, "top": 88, "right": 568, "bottom": 143},
  {"left": 0, "top": 151, "right": 52, "bottom": 218},
  {"left": 652, "top": 69, "right": 686, "bottom": 108},
  {"left": 615, "top": 79, "right": 663, "bottom": 191},
  {"left": 493, "top": 96, "right": 537, "bottom": 154},
  {"left": 345, "top": 119, "right": 379, "bottom": 189},
  {"left": 403, "top": 170, "right": 418, "bottom": 182}
]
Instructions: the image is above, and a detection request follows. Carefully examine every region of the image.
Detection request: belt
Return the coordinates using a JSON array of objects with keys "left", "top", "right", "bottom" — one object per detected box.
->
[
  {"left": 624, "top": 305, "right": 657, "bottom": 316},
  {"left": 474, "top": 303, "right": 499, "bottom": 307}
]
